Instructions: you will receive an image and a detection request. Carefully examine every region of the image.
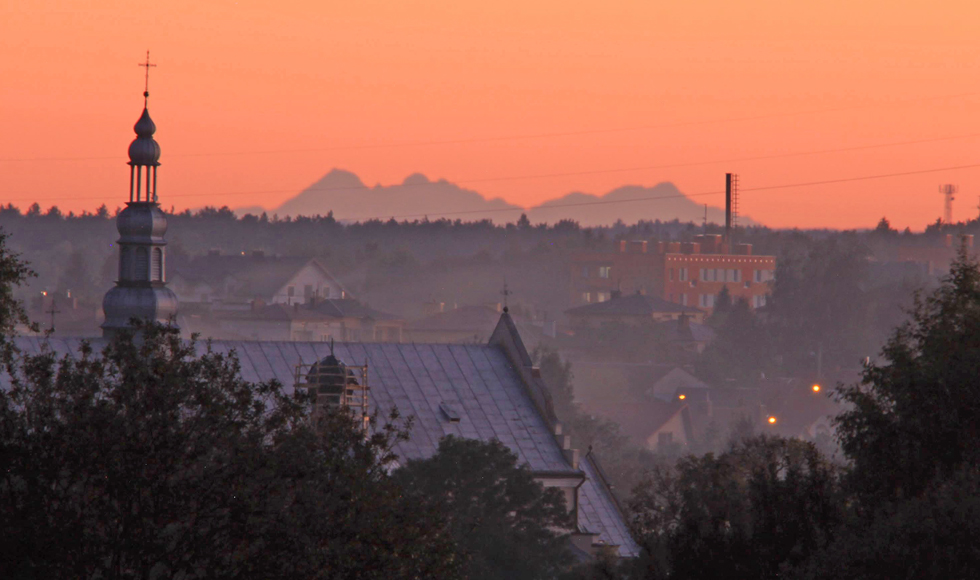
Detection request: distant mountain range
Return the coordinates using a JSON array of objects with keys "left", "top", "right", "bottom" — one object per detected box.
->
[{"left": 234, "top": 169, "right": 755, "bottom": 227}]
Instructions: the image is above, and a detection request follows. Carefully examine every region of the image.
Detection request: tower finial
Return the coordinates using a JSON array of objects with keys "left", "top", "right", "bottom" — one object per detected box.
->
[
  {"left": 501, "top": 279, "right": 512, "bottom": 313},
  {"left": 138, "top": 50, "right": 156, "bottom": 105}
]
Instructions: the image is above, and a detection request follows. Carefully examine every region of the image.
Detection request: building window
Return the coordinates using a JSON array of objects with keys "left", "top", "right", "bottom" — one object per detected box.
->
[
  {"left": 678, "top": 268, "right": 688, "bottom": 282},
  {"left": 582, "top": 292, "right": 592, "bottom": 303},
  {"left": 754, "top": 269, "right": 774, "bottom": 283},
  {"left": 727, "top": 269, "right": 740, "bottom": 282},
  {"left": 598, "top": 266, "right": 611, "bottom": 279},
  {"left": 669, "top": 268, "right": 674, "bottom": 281},
  {"left": 680, "top": 293, "right": 688, "bottom": 306},
  {"left": 597, "top": 291, "right": 611, "bottom": 302},
  {"left": 753, "top": 295, "right": 768, "bottom": 308},
  {"left": 581, "top": 266, "right": 590, "bottom": 279},
  {"left": 668, "top": 293, "right": 674, "bottom": 302},
  {"left": 699, "top": 293, "right": 717, "bottom": 308},
  {"left": 287, "top": 286, "right": 295, "bottom": 297},
  {"left": 152, "top": 248, "right": 163, "bottom": 281},
  {"left": 304, "top": 284, "right": 313, "bottom": 300},
  {"left": 135, "top": 247, "right": 149, "bottom": 281}
]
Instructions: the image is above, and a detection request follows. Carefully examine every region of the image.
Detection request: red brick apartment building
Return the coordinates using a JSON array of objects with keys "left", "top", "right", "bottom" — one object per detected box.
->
[{"left": 570, "top": 235, "right": 776, "bottom": 312}]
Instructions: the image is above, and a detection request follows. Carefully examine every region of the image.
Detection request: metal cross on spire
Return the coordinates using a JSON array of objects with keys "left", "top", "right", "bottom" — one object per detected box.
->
[
  {"left": 138, "top": 50, "right": 156, "bottom": 105},
  {"left": 501, "top": 279, "right": 512, "bottom": 313}
]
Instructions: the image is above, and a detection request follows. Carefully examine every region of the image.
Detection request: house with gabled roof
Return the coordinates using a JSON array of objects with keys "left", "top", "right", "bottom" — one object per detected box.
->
[{"left": 170, "top": 252, "right": 348, "bottom": 307}]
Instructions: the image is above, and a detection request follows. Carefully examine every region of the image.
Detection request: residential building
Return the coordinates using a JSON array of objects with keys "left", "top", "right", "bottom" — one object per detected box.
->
[{"left": 170, "top": 253, "right": 347, "bottom": 307}]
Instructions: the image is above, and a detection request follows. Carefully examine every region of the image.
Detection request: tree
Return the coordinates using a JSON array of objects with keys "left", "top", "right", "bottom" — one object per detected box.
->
[
  {"left": 628, "top": 436, "right": 840, "bottom": 580},
  {"left": 836, "top": 246, "right": 980, "bottom": 503},
  {"left": 0, "top": 322, "right": 458, "bottom": 580},
  {"left": 394, "top": 436, "right": 573, "bottom": 580},
  {"left": 0, "top": 228, "right": 36, "bottom": 363}
]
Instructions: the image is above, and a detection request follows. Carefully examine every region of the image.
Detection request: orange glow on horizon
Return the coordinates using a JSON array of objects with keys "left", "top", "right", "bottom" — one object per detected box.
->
[{"left": 2, "top": 1, "right": 980, "bottom": 229}]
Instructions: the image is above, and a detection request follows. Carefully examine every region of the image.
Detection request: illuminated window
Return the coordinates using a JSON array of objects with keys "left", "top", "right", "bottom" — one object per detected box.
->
[
  {"left": 678, "top": 268, "right": 688, "bottom": 282},
  {"left": 598, "top": 266, "right": 611, "bottom": 279},
  {"left": 597, "top": 291, "right": 611, "bottom": 302},
  {"left": 581, "top": 292, "right": 592, "bottom": 303}
]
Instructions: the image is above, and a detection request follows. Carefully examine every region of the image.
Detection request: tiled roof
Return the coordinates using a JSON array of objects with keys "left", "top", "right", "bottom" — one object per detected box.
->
[
  {"left": 7, "top": 335, "right": 638, "bottom": 557},
  {"left": 566, "top": 293, "right": 703, "bottom": 316}
]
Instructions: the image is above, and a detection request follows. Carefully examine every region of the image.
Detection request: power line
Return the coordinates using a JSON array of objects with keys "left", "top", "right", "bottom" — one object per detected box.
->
[
  {"left": 298, "top": 162, "right": 980, "bottom": 222},
  {"left": 6, "top": 161, "right": 978, "bottom": 222},
  {"left": 1, "top": 90, "right": 977, "bottom": 163},
  {"left": 5, "top": 131, "right": 980, "bottom": 204}
]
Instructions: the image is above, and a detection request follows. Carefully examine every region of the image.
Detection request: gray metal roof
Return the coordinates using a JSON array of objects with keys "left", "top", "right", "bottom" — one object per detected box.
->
[{"left": 8, "top": 336, "right": 639, "bottom": 557}]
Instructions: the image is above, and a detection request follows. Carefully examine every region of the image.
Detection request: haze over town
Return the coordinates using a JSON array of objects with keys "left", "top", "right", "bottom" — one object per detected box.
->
[{"left": 3, "top": 1, "right": 980, "bottom": 579}]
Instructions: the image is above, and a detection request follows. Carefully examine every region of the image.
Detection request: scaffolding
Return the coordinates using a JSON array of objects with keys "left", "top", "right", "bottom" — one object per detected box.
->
[{"left": 294, "top": 354, "right": 370, "bottom": 432}]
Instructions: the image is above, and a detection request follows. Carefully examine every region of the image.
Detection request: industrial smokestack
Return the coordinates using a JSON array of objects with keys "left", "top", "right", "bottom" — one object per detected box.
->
[{"left": 725, "top": 173, "right": 732, "bottom": 240}]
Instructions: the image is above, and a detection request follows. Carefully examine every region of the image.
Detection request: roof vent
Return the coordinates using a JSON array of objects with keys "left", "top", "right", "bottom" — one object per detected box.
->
[{"left": 439, "top": 401, "right": 462, "bottom": 423}]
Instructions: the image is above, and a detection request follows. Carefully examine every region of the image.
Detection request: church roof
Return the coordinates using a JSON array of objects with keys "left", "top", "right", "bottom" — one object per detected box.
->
[{"left": 8, "top": 334, "right": 638, "bottom": 557}]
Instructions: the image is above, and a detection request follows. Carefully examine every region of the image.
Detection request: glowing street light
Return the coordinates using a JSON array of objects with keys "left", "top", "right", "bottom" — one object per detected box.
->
[
  {"left": 767, "top": 416, "right": 777, "bottom": 425},
  {"left": 812, "top": 384, "right": 821, "bottom": 393},
  {"left": 678, "top": 394, "right": 686, "bottom": 400}
]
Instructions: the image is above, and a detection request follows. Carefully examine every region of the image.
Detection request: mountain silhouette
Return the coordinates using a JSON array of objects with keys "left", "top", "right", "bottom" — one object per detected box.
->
[
  {"left": 261, "top": 169, "right": 522, "bottom": 222},
  {"left": 526, "top": 183, "right": 752, "bottom": 227},
  {"left": 235, "top": 169, "right": 754, "bottom": 226}
]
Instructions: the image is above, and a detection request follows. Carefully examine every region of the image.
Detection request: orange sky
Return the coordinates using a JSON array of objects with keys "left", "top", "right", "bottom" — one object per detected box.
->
[{"left": 1, "top": 0, "right": 979, "bottom": 229}]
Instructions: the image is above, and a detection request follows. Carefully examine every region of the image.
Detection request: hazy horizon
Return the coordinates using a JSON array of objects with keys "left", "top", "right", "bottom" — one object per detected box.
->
[{"left": 3, "top": 1, "right": 979, "bottom": 230}]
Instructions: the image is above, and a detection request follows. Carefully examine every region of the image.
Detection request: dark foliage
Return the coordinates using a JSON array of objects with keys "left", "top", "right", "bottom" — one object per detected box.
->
[
  {"left": 0, "top": 322, "right": 458, "bottom": 580},
  {"left": 627, "top": 436, "right": 840, "bottom": 580},
  {"left": 394, "top": 436, "right": 573, "bottom": 580}
]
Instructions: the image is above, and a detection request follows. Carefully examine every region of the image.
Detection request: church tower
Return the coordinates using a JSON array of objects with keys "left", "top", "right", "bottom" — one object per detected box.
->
[{"left": 102, "top": 59, "right": 179, "bottom": 337}]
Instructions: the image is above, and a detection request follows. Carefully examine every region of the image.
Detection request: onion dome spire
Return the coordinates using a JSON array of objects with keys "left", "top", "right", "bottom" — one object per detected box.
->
[
  {"left": 127, "top": 51, "right": 160, "bottom": 202},
  {"left": 102, "top": 51, "right": 179, "bottom": 338}
]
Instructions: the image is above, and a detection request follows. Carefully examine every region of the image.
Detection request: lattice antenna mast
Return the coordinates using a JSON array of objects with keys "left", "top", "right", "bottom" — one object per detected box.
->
[{"left": 939, "top": 184, "right": 957, "bottom": 224}]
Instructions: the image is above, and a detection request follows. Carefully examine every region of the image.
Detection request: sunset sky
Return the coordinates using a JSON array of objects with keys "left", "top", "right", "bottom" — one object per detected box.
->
[{"left": 2, "top": 0, "right": 979, "bottom": 229}]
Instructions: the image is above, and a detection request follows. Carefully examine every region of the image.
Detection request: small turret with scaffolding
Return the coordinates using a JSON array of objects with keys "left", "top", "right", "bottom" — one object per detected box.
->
[{"left": 294, "top": 340, "right": 370, "bottom": 432}]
